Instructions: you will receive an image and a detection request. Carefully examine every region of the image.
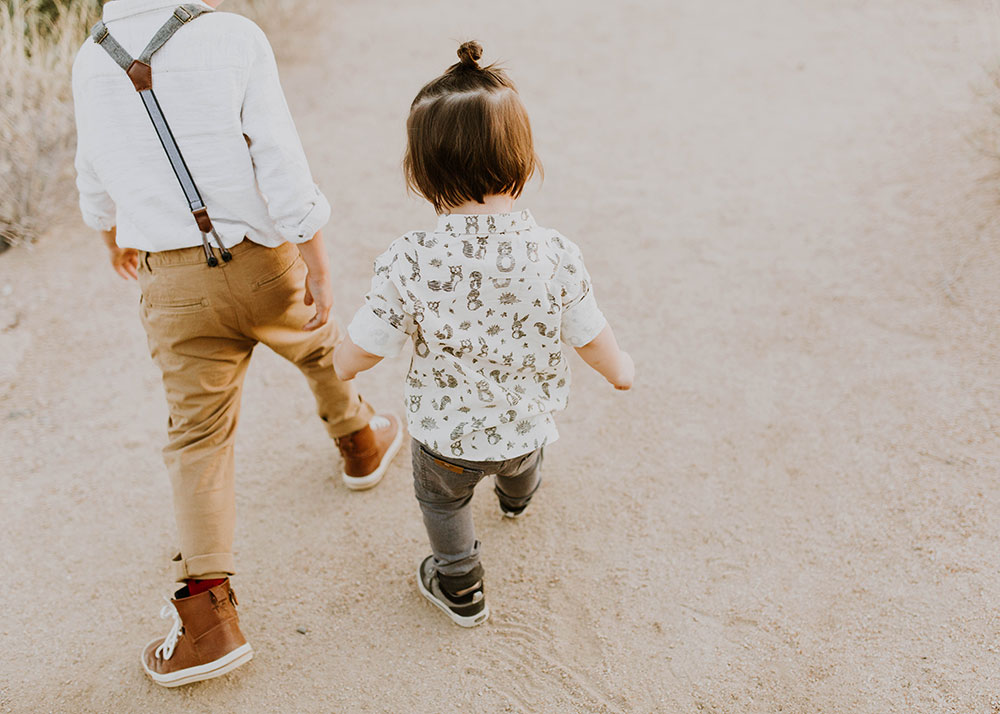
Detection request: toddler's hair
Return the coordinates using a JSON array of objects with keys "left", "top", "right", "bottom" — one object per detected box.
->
[{"left": 403, "top": 41, "right": 539, "bottom": 213}]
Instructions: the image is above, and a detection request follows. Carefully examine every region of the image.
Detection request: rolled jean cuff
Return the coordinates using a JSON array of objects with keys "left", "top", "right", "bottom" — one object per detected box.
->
[
  {"left": 433, "top": 542, "right": 481, "bottom": 579},
  {"left": 171, "top": 552, "right": 236, "bottom": 583}
]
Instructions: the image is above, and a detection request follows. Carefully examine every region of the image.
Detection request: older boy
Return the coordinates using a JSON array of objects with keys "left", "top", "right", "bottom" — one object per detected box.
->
[{"left": 72, "top": 0, "right": 402, "bottom": 686}]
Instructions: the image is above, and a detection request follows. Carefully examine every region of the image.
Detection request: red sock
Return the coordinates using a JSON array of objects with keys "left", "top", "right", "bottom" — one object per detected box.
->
[{"left": 186, "top": 578, "right": 226, "bottom": 596}]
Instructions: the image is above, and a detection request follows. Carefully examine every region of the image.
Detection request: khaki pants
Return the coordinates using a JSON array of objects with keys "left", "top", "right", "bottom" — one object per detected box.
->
[{"left": 137, "top": 240, "right": 373, "bottom": 582}]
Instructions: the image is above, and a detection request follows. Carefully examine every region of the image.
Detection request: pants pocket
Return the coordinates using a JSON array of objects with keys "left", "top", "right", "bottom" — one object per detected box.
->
[
  {"left": 140, "top": 296, "right": 209, "bottom": 313},
  {"left": 252, "top": 253, "right": 302, "bottom": 291},
  {"left": 414, "top": 442, "right": 484, "bottom": 498}
]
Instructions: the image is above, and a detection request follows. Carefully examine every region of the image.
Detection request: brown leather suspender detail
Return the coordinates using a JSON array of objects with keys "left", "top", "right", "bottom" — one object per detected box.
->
[
  {"left": 90, "top": 6, "right": 232, "bottom": 266},
  {"left": 126, "top": 61, "right": 153, "bottom": 92},
  {"left": 192, "top": 207, "right": 213, "bottom": 233}
]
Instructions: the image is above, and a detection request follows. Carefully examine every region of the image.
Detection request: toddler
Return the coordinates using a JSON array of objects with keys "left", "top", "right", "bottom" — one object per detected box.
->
[{"left": 334, "top": 41, "right": 634, "bottom": 627}]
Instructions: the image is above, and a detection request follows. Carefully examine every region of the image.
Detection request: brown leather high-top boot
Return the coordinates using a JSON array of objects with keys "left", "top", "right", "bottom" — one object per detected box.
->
[
  {"left": 141, "top": 580, "right": 253, "bottom": 687},
  {"left": 335, "top": 413, "right": 404, "bottom": 490}
]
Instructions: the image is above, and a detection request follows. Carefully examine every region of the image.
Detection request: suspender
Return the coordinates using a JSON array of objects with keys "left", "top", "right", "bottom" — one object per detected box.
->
[{"left": 91, "top": 5, "right": 231, "bottom": 266}]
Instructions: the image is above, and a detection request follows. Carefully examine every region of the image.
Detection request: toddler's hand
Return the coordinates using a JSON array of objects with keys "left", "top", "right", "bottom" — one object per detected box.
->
[
  {"left": 332, "top": 343, "right": 356, "bottom": 381},
  {"left": 610, "top": 351, "right": 634, "bottom": 391}
]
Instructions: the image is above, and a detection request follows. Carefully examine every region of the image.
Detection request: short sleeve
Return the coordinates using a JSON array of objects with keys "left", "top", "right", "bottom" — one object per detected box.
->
[
  {"left": 347, "top": 246, "right": 415, "bottom": 358},
  {"left": 556, "top": 237, "right": 607, "bottom": 347}
]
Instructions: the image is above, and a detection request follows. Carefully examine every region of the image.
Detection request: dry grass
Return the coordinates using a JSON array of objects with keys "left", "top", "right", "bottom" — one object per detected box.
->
[
  {"left": 0, "top": 0, "right": 312, "bottom": 251},
  {"left": 0, "top": 0, "right": 100, "bottom": 249}
]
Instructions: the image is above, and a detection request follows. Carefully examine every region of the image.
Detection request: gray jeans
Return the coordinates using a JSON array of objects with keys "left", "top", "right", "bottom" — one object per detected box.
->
[{"left": 411, "top": 439, "right": 543, "bottom": 580}]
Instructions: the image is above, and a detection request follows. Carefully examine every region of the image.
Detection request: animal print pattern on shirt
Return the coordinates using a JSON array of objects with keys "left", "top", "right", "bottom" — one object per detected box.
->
[{"left": 348, "top": 210, "right": 606, "bottom": 461}]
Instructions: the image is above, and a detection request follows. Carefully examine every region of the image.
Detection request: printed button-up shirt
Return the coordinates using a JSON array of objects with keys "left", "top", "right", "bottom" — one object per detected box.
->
[
  {"left": 72, "top": 0, "right": 330, "bottom": 251},
  {"left": 348, "top": 210, "right": 607, "bottom": 461}
]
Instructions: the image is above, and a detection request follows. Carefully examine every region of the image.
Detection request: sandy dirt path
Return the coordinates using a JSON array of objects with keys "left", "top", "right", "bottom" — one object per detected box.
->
[{"left": 2, "top": 1, "right": 1000, "bottom": 711}]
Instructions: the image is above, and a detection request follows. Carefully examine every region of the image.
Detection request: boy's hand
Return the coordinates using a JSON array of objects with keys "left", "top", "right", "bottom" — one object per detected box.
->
[
  {"left": 297, "top": 230, "right": 333, "bottom": 331},
  {"left": 102, "top": 226, "right": 138, "bottom": 280},
  {"left": 109, "top": 245, "right": 139, "bottom": 281},
  {"left": 302, "top": 269, "right": 332, "bottom": 331},
  {"left": 610, "top": 350, "right": 634, "bottom": 391}
]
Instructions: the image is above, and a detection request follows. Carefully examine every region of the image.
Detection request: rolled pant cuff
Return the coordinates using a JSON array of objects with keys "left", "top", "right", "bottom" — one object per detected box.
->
[
  {"left": 323, "top": 398, "right": 377, "bottom": 440},
  {"left": 171, "top": 552, "right": 236, "bottom": 583},
  {"left": 432, "top": 545, "right": 482, "bottom": 579}
]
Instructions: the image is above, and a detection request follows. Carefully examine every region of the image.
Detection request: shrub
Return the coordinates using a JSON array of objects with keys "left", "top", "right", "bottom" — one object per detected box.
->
[{"left": 0, "top": 0, "right": 101, "bottom": 249}]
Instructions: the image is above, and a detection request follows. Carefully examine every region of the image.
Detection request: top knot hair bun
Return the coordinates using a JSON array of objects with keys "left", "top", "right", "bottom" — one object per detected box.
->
[
  {"left": 404, "top": 38, "right": 537, "bottom": 213},
  {"left": 457, "top": 41, "right": 483, "bottom": 68}
]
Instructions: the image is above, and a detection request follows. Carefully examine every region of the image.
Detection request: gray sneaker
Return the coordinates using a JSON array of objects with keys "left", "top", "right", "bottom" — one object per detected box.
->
[{"left": 416, "top": 556, "right": 490, "bottom": 628}]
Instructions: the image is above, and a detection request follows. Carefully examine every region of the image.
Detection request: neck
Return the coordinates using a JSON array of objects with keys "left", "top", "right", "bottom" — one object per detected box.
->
[{"left": 443, "top": 195, "right": 515, "bottom": 215}]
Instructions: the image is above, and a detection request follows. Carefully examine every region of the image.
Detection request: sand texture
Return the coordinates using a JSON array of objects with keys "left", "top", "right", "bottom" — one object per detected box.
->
[{"left": 2, "top": 0, "right": 999, "bottom": 711}]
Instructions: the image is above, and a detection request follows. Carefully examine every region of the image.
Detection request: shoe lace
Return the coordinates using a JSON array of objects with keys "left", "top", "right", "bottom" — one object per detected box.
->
[
  {"left": 154, "top": 597, "right": 183, "bottom": 661},
  {"left": 369, "top": 415, "right": 390, "bottom": 431}
]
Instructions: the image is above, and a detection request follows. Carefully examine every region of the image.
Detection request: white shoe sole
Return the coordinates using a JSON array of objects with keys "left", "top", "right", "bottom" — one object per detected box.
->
[
  {"left": 416, "top": 562, "right": 490, "bottom": 628},
  {"left": 141, "top": 641, "right": 253, "bottom": 688},
  {"left": 342, "top": 417, "right": 405, "bottom": 491}
]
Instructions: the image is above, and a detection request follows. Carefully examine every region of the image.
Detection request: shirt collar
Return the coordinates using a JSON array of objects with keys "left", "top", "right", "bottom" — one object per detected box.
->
[
  {"left": 103, "top": 0, "right": 212, "bottom": 23},
  {"left": 436, "top": 209, "right": 536, "bottom": 235}
]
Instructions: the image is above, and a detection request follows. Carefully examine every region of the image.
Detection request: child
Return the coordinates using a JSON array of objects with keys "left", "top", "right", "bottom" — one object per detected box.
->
[{"left": 333, "top": 41, "right": 634, "bottom": 627}]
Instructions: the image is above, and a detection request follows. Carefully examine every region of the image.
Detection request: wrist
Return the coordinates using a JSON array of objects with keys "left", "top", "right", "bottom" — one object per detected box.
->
[
  {"left": 101, "top": 228, "right": 118, "bottom": 250},
  {"left": 306, "top": 263, "right": 330, "bottom": 278},
  {"left": 296, "top": 230, "right": 329, "bottom": 274}
]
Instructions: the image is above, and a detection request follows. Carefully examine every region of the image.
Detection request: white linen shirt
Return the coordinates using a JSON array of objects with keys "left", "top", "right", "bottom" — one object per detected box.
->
[
  {"left": 348, "top": 210, "right": 607, "bottom": 462},
  {"left": 72, "top": 0, "right": 330, "bottom": 251}
]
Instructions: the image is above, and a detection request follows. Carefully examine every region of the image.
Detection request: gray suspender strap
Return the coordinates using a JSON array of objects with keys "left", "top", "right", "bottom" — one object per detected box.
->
[
  {"left": 91, "top": 4, "right": 211, "bottom": 72},
  {"left": 90, "top": 5, "right": 230, "bottom": 266},
  {"left": 136, "top": 4, "right": 208, "bottom": 64}
]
